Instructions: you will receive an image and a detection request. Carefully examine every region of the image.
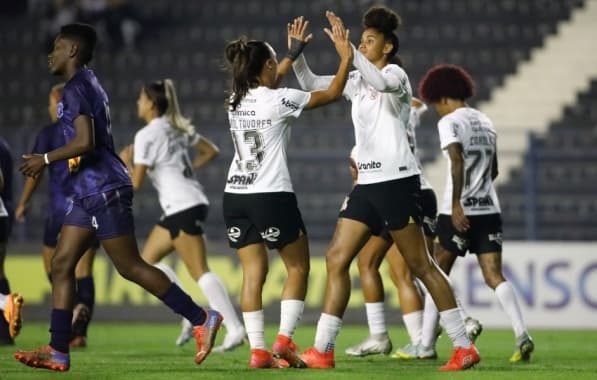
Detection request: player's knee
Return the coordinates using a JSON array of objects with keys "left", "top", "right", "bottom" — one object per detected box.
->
[{"left": 325, "top": 247, "right": 352, "bottom": 274}]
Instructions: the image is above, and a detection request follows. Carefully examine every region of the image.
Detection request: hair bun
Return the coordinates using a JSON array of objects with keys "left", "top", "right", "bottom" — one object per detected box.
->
[
  {"left": 362, "top": 6, "right": 401, "bottom": 34},
  {"left": 225, "top": 38, "right": 249, "bottom": 63}
]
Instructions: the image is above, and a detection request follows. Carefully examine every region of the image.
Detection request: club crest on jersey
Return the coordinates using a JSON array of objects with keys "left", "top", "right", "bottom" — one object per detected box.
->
[
  {"left": 227, "top": 227, "right": 241, "bottom": 243},
  {"left": 261, "top": 227, "right": 280, "bottom": 242},
  {"left": 68, "top": 156, "right": 82, "bottom": 173},
  {"left": 57, "top": 102, "right": 64, "bottom": 118}
]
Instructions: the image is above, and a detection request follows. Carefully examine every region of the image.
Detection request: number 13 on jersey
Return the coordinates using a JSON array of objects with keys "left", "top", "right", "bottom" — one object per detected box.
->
[{"left": 231, "top": 130, "right": 265, "bottom": 173}]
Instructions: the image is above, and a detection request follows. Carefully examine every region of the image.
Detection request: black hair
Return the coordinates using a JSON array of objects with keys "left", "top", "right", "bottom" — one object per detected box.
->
[
  {"left": 418, "top": 64, "right": 475, "bottom": 103},
  {"left": 362, "top": 6, "right": 401, "bottom": 64},
  {"left": 143, "top": 79, "right": 195, "bottom": 134},
  {"left": 59, "top": 23, "right": 97, "bottom": 65},
  {"left": 225, "top": 38, "right": 273, "bottom": 111}
]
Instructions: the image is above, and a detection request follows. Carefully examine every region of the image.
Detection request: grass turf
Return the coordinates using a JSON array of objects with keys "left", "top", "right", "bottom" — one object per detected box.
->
[{"left": 1, "top": 323, "right": 596, "bottom": 379}]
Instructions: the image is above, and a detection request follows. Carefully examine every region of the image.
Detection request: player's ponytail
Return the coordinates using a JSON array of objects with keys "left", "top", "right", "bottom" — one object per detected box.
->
[
  {"left": 225, "top": 38, "right": 272, "bottom": 111},
  {"left": 163, "top": 79, "right": 195, "bottom": 135}
]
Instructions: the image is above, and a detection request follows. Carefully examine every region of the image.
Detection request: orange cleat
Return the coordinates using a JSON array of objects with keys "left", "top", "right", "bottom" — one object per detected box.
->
[
  {"left": 3, "top": 293, "right": 24, "bottom": 339},
  {"left": 439, "top": 345, "right": 480, "bottom": 371},
  {"left": 193, "top": 309, "right": 223, "bottom": 365},
  {"left": 249, "top": 348, "right": 289, "bottom": 368},
  {"left": 300, "top": 347, "right": 335, "bottom": 369},
  {"left": 272, "top": 334, "right": 306, "bottom": 368},
  {"left": 14, "top": 345, "right": 70, "bottom": 372}
]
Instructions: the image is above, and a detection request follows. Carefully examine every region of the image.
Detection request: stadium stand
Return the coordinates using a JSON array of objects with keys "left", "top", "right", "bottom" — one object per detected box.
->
[{"left": 0, "top": 0, "right": 591, "bottom": 241}]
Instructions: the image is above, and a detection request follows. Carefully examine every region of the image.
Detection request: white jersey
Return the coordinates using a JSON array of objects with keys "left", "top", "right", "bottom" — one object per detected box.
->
[
  {"left": 293, "top": 49, "right": 419, "bottom": 185},
  {"left": 407, "top": 104, "right": 432, "bottom": 190},
  {"left": 438, "top": 107, "right": 501, "bottom": 215},
  {"left": 133, "top": 116, "right": 209, "bottom": 216},
  {"left": 224, "top": 86, "right": 311, "bottom": 194}
]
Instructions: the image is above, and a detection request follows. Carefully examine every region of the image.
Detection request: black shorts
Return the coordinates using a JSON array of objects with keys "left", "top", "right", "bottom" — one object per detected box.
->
[
  {"left": 158, "top": 204, "right": 208, "bottom": 239},
  {"left": 223, "top": 192, "right": 306, "bottom": 250},
  {"left": 420, "top": 189, "right": 438, "bottom": 238},
  {"left": 437, "top": 213, "right": 503, "bottom": 256},
  {"left": 339, "top": 176, "right": 423, "bottom": 235},
  {"left": 0, "top": 216, "right": 8, "bottom": 244}
]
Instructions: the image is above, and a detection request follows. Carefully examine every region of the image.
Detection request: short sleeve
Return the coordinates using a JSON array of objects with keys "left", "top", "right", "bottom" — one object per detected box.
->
[
  {"left": 438, "top": 116, "right": 463, "bottom": 150},
  {"left": 31, "top": 128, "right": 50, "bottom": 154},
  {"left": 133, "top": 128, "right": 158, "bottom": 167},
  {"left": 63, "top": 83, "right": 92, "bottom": 118},
  {"left": 276, "top": 88, "right": 311, "bottom": 119}
]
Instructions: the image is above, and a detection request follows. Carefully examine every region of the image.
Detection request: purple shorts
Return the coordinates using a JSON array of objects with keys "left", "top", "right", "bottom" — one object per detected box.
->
[{"left": 63, "top": 186, "right": 135, "bottom": 240}]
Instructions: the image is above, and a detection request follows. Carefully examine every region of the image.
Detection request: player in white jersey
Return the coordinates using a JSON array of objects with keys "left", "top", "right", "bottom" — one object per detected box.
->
[
  {"left": 418, "top": 64, "right": 534, "bottom": 363},
  {"left": 222, "top": 16, "right": 352, "bottom": 368},
  {"left": 293, "top": 8, "right": 479, "bottom": 371},
  {"left": 119, "top": 79, "right": 245, "bottom": 351}
]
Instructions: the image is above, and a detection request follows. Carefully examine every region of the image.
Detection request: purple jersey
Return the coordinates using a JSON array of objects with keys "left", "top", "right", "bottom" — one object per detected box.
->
[
  {"left": 32, "top": 122, "right": 74, "bottom": 215},
  {"left": 58, "top": 68, "right": 131, "bottom": 198}
]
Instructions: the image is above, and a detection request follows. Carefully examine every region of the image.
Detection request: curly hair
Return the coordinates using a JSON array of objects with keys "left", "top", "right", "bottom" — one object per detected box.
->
[
  {"left": 362, "top": 5, "right": 401, "bottom": 61},
  {"left": 418, "top": 64, "right": 475, "bottom": 103}
]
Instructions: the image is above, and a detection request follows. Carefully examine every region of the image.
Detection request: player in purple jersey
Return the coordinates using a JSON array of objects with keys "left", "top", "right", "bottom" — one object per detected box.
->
[
  {"left": 15, "top": 23, "right": 222, "bottom": 372},
  {"left": 15, "top": 83, "right": 98, "bottom": 348},
  {"left": 0, "top": 136, "right": 23, "bottom": 346}
]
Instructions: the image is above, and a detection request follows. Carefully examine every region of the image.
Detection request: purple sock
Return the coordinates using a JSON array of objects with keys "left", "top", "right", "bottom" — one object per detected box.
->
[
  {"left": 49, "top": 309, "right": 72, "bottom": 353},
  {"left": 76, "top": 276, "right": 95, "bottom": 314},
  {"left": 0, "top": 278, "right": 10, "bottom": 294},
  {"left": 160, "top": 283, "right": 206, "bottom": 326}
]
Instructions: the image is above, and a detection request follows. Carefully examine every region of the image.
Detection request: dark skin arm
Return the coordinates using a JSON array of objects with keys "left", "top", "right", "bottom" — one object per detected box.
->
[
  {"left": 447, "top": 142, "right": 470, "bottom": 232},
  {"left": 20, "top": 114, "right": 94, "bottom": 177},
  {"left": 491, "top": 152, "right": 499, "bottom": 181}
]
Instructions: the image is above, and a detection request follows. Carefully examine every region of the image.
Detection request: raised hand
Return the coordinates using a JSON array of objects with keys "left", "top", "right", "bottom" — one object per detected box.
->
[
  {"left": 323, "top": 11, "right": 353, "bottom": 62},
  {"left": 287, "top": 16, "right": 313, "bottom": 49}
]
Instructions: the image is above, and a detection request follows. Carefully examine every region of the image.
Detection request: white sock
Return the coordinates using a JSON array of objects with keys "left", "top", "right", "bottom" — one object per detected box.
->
[
  {"left": 453, "top": 288, "right": 470, "bottom": 320},
  {"left": 495, "top": 281, "right": 528, "bottom": 338},
  {"left": 402, "top": 310, "right": 423, "bottom": 344},
  {"left": 243, "top": 310, "right": 265, "bottom": 349},
  {"left": 154, "top": 262, "right": 180, "bottom": 285},
  {"left": 198, "top": 272, "right": 243, "bottom": 332},
  {"left": 440, "top": 307, "right": 471, "bottom": 348},
  {"left": 421, "top": 292, "right": 439, "bottom": 348},
  {"left": 365, "top": 302, "right": 387, "bottom": 336},
  {"left": 314, "top": 313, "right": 342, "bottom": 353},
  {"left": 279, "top": 299, "right": 304, "bottom": 338}
]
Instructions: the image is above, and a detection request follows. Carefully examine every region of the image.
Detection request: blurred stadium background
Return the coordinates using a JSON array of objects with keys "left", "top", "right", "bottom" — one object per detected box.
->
[{"left": 0, "top": 0, "right": 595, "bottom": 328}]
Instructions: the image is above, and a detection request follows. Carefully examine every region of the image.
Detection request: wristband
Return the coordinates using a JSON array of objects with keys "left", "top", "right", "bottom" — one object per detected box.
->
[
  {"left": 43, "top": 153, "right": 50, "bottom": 165},
  {"left": 285, "top": 38, "right": 308, "bottom": 61}
]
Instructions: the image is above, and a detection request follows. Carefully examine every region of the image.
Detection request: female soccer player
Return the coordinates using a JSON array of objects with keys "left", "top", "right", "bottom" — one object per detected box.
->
[
  {"left": 119, "top": 78, "right": 245, "bottom": 351},
  {"left": 222, "top": 16, "right": 352, "bottom": 368},
  {"left": 418, "top": 63, "right": 534, "bottom": 362},
  {"left": 16, "top": 23, "right": 222, "bottom": 372},
  {"left": 293, "top": 8, "right": 479, "bottom": 371},
  {"left": 15, "top": 83, "right": 97, "bottom": 348}
]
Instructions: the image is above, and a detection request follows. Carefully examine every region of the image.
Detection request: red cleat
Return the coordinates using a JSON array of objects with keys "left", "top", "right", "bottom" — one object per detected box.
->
[
  {"left": 439, "top": 345, "right": 480, "bottom": 371},
  {"left": 3, "top": 293, "right": 24, "bottom": 338},
  {"left": 300, "top": 347, "right": 335, "bottom": 369},
  {"left": 14, "top": 345, "right": 70, "bottom": 372},
  {"left": 193, "top": 310, "right": 223, "bottom": 365},
  {"left": 272, "top": 334, "right": 306, "bottom": 368},
  {"left": 249, "top": 348, "right": 289, "bottom": 368}
]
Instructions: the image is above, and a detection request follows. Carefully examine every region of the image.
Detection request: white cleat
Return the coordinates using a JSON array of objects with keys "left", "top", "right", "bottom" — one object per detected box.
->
[
  {"left": 418, "top": 344, "right": 438, "bottom": 359},
  {"left": 464, "top": 317, "right": 483, "bottom": 343},
  {"left": 212, "top": 326, "right": 247, "bottom": 353},
  {"left": 391, "top": 342, "right": 420, "bottom": 360},
  {"left": 345, "top": 334, "right": 392, "bottom": 357},
  {"left": 176, "top": 318, "right": 193, "bottom": 346}
]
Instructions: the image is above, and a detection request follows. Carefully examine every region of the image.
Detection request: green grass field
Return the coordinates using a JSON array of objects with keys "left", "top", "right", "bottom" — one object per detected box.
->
[{"left": 1, "top": 323, "right": 595, "bottom": 379}]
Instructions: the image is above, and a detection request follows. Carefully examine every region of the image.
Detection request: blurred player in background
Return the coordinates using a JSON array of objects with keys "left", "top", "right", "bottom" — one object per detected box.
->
[
  {"left": 15, "top": 83, "right": 97, "bottom": 348},
  {"left": 293, "top": 8, "right": 479, "bottom": 371},
  {"left": 418, "top": 63, "right": 534, "bottom": 363},
  {"left": 15, "top": 23, "right": 222, "bottom": 372},
  {"left": 222, "top": 15, "right": 352, "bottom": 368},
  {"left": 119, "top": 78, "right": 245, "bottom": 351}
]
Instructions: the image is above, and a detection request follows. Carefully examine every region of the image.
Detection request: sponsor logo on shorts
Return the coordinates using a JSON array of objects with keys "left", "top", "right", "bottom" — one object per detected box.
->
[
  {"left": 339, "top": 196, "right": 349, "bottom": 212},
  {"left": 423, "top": 216, "right": 437, "bottom": 233},
  {"left": 261, "top": 227, "right": 280, "bottom": 242},
  {"left": 227, "top": 226, "right": 241, "bottom": 242},
  {"left": 488, "top": 232, "right": 503, "bottom": 245},
  {"left": 451, "top": 235, "right": 469, "bottom": 251}
]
